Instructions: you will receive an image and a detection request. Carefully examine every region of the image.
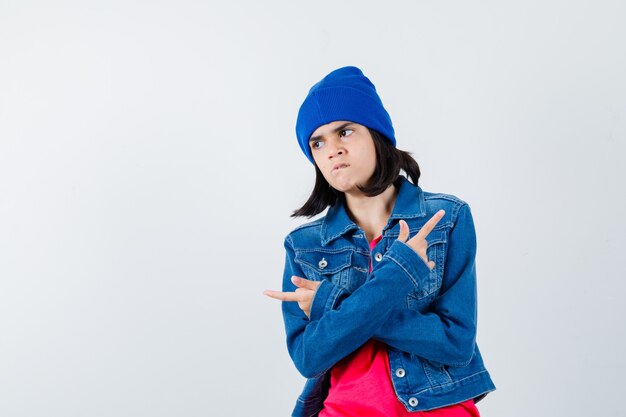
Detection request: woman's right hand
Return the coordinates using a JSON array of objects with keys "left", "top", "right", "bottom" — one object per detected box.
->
[
  {"left": 263, "top": 276, "right": 321, "bottom": 318},
  {"left": 397, "top": 209, "right": 445, "bottom": 270}
]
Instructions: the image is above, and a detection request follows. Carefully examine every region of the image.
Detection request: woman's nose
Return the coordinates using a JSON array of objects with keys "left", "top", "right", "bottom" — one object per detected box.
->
[{"left": 327, "top": 141, "right": 344, "bottom": 159}]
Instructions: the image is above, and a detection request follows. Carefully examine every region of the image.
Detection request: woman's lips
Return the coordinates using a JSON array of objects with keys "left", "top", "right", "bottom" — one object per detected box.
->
[{"left": 332, "top": 163, "right": 350, "bottom": 173}]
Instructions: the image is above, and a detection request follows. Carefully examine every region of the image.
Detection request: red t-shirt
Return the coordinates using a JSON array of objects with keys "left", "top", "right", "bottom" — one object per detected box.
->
[{"left": 319, "top": 235, "right": 479, "bottom": 417}]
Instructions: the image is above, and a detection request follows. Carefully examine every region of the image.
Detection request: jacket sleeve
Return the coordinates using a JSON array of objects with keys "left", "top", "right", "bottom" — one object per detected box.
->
[
  {"left": 281, "top": 234, "right": 432, "bottom": 378},
  {"left": 372, "top": 203, "right": 479, "bottom": 367}
]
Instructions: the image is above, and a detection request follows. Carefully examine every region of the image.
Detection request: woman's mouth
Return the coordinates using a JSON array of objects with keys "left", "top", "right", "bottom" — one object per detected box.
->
[{"left": 332, "top": 163, "right": 350, "bottom": 173}]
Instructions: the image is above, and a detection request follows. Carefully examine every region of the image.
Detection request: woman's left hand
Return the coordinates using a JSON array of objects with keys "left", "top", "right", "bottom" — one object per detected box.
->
[{"left": 263, "top": 276, "right": 321, "bottom": 318}]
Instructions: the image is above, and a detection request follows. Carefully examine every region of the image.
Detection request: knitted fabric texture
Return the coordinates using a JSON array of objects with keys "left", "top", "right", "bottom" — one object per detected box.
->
[{"left": 295, "top": 66, "right": 396, "bottom": 163}]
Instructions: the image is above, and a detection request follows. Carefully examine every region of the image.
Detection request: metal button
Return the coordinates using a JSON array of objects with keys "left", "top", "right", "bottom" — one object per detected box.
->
[
  {"left": 374, "top": 252, "right": 383, "bottom": 262},
  {"left": 408, "top": 397, "right": 419, "bottom": 407},
  {"left": 395, "top": 368, "right": 406, "bottom": 378},
  {"left": 318, "top": 258, "right": 328, "bottom": 269}
]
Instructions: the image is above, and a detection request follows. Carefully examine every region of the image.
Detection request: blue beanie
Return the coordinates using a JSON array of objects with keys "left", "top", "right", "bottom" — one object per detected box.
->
[{"left": 295, "top": 66, "right": 396, "bottom": 164}]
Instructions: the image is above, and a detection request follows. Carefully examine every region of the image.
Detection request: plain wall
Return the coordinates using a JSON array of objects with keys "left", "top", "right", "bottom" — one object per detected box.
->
[{"left": 1, "top": 1, "right": 625, "bottom": 416}]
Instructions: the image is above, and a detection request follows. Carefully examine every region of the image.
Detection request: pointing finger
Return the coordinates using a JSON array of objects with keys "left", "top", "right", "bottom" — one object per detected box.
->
[
  {"left": 397, "top": 219, "right": 409, "bottom": 243},
  {"left": 263, "top": 290, "right": 301, "bottom": 302},
  {"left": 415, "top": 210, "right": 445, "bottom": 240}
]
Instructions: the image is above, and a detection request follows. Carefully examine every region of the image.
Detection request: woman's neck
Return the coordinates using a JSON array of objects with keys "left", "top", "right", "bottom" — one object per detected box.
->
[{"left": 344, "top": 184, "right": 399, "bottom": 242}]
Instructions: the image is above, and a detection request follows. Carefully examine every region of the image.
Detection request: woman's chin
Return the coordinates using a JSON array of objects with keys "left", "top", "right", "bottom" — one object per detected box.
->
[
  {"left": 334, "top": 184, "right": 363, "bottom": 196},
  {"left": 329, "top": 181, "right": 352, "bottom": 193}
]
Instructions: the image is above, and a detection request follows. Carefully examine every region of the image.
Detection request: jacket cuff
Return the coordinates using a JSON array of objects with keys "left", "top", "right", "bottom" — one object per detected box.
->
[
  {"left": 309, "top": 280, "right": 345, "bottom": 321},
  {"left": 382, "top": 239, "right": 432, "bottom": 291}
]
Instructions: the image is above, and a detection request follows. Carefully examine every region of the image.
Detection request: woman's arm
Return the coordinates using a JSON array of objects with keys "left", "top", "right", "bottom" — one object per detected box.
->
[
  {"left": 275, "top": 212, "right": 444, "bottom": 379},
  {"left": 373, "top": 203, "right": 478, "bottom": 366},
  {"left": 279, "top": 204, "right": 480, "bottom": 368},
  {"left": 279, "top": 237, "right": 420, "bottom": 378}
]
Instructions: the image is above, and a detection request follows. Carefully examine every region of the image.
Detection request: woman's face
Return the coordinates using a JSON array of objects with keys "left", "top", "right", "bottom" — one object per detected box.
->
[{"left": 309, "top": 121, "right": 377, "bottom": 195}]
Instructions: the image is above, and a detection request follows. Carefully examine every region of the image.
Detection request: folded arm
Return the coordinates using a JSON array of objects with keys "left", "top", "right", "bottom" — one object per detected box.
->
[
  {"left": 280, "top": 236, "right": 430, "bottom": 378},
  {"left": 373, "top": 203, "right": 479, "bottom": 366}
]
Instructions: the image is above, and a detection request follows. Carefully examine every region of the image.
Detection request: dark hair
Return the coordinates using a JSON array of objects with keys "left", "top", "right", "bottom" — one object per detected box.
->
[{"left": 291, "top": 128, "right": 421, "bottom": 218}]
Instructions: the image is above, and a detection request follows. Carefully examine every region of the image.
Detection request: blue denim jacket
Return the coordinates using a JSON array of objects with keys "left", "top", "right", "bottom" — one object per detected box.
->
[{"left": 281, "top": 176, "right": 495, "bottom": 416}]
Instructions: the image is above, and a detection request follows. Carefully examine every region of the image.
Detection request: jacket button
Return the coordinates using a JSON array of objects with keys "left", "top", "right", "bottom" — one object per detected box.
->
[
  {"left": 408, "top": 397, "right": 419, "bottom": 407},
  {"left": 395, "top": 368, "right": 406, "bottom": 378},
  {"left": 318, "top": 258, "right": 328, "bottom": 269},
  {"left": 374, "top": 252, "right": 383, "bottom": 262}
]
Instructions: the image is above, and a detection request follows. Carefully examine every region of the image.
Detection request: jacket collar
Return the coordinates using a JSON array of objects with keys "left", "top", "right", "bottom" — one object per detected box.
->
[{"left": 321, "top": 176, "right": 426, "bottom": 245}]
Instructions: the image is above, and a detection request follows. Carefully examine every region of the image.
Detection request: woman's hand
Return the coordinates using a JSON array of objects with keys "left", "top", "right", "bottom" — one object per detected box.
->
[
  {"left": 397, "top": 209, "right": 445, "bottom": 270},
  {"left": 263, "top": 276, "right": 321, "bottom": 318}
]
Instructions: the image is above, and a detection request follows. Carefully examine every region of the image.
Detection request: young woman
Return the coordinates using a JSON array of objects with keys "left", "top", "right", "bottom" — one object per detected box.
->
[{"left": 264, "top": 66, "right": 495, "bottom": 417}]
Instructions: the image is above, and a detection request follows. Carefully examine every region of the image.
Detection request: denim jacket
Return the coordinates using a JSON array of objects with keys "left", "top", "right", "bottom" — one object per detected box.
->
[{"left": 281, "top": 176, "right": 495, "bottom": 416}]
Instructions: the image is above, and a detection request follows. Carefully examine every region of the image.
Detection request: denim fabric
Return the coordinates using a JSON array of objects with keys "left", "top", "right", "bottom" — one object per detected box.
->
[{"left": 281, "top": 176, "right": 496, "bottom": 416}]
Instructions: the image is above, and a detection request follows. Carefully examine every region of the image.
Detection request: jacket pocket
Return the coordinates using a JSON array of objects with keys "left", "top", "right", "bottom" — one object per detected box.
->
[
  {"left": 420, "top": 357, "right": 453, "bottom": 389},
  {"left": 406, "top": 230, "right": 447, "bottom": 309},
  {"left": 294, "top": 248, "right": 359, "bottom": 291}
]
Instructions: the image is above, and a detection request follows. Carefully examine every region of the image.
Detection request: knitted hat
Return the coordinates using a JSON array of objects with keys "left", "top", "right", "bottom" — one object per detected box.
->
[{"left": 295, "top": 66, "right": 396, "bottom": 164}]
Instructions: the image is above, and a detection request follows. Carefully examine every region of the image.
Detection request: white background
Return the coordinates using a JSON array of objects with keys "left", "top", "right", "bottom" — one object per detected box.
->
[{"left": 1, "top": 1, "right": 625, "bottom": 416}]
